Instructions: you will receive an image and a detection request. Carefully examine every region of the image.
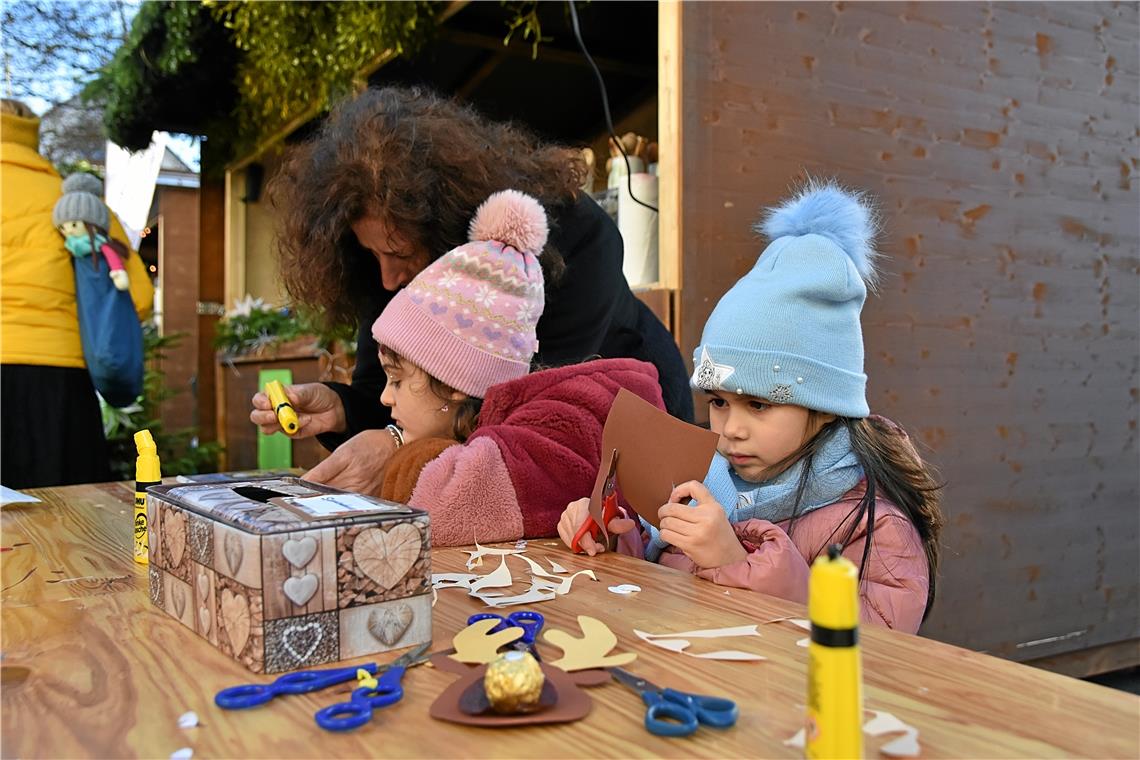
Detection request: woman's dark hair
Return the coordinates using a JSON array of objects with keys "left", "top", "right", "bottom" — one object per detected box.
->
[
  {"left": 782, "top": 414, "right": 944, "bottom": 619},
  {"left": 379, "top": 347, "right": 482, "bottom": 443},
  {"left": 270, "top": 86, "right": 586, "bottom": 328}
]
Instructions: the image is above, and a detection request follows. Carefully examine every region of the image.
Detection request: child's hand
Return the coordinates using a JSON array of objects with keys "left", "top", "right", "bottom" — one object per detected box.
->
[
  {"left": 658, "top": 480, "right": 748, "bottom": 569},
  {"left": 557, "top": 497, "right": 637, "bottom": 556}
]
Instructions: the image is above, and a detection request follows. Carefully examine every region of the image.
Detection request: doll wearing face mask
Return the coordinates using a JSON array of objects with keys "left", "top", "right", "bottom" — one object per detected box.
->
[{"left": 52, "top": 173, "right": 130, "bottom": 291}]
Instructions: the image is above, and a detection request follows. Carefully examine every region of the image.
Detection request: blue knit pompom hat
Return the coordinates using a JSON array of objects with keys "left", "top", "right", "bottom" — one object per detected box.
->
[{"left": 691, "top": 182, "right": 879, "bottom": 418}]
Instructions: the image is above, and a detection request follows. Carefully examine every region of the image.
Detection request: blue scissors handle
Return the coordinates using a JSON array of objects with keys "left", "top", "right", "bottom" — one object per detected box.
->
[
  {"left": 314, "top": 665, "right": 407, "bottom": 732},
  {"left": 660, "top": 688, "right": 739, "bottom": 728},
  {"left": 215, "top": 663, "right": 378, "bottom": 710},
  {"left": 466, "top": 610, "right": 545, "bottom": 644},
  {"left": 643, "top": 694, "right": 700, "bottom": 737}
]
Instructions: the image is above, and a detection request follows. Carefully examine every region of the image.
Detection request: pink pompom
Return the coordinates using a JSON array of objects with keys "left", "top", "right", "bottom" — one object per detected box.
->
[{"left": 468, "top": 190, "right": 549, "bottom": 256}]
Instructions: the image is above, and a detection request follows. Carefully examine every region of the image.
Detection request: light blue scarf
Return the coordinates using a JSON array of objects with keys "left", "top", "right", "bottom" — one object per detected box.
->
[
  {"left": 644, "top": 425, "right": 863, "bottom": 562},
  {"left": 64, "top": 231, "right": 107, "bottom": 259}
]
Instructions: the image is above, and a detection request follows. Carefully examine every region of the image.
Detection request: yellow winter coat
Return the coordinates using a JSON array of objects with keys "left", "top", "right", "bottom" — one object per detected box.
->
[{"left": 1, "top": 110, "right": 153, "bottom": 368}]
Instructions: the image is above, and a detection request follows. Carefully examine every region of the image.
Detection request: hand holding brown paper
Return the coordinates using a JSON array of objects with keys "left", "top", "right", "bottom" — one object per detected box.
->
[{"left": 588, "top": 389, "right": 721, "bottom": 531}]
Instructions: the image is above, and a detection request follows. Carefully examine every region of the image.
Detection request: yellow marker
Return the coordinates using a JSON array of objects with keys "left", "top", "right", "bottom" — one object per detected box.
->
[
  {"left": 265, "top": 380, "right": 299, "bottom": 436},
  {"left": 805, "top": 544, "right": 863, "bottom": 759},
  {"left": 133, "top": 430, "right": 161, "bottom": 565}
]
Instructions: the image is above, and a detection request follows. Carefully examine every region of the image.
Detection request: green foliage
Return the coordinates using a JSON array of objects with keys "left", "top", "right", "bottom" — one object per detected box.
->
[
  {"left": 103, "top": 322, "right": 223, "bottom": 480},
  {"left": 213, "top": 295, "right": 353, "bottom": 357},
  {"left": 208, "top": 1, "right": 438, "bottom": 155},
  {"left": 501, "top": 1, "right": 551, "bottom": 59}
]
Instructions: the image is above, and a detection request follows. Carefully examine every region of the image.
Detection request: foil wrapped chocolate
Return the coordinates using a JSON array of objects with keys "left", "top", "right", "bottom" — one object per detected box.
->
[{"left": 483, "top": 650, "right": 545, "bottom": 714}]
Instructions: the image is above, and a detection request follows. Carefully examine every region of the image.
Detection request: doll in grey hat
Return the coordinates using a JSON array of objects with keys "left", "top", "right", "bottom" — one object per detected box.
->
[{"left": 52, "top": 173, "right": 130, "bottom": 290}]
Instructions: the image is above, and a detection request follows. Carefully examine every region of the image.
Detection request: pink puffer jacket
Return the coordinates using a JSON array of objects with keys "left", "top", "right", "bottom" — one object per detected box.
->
[{"left": 617, "top": 481, "right": 930, "bottom": 634}]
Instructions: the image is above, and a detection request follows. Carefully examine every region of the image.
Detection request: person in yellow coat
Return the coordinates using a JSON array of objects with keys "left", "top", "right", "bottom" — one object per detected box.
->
[{"left": 1, "top": 99, "right": 153, "bottom": 488}]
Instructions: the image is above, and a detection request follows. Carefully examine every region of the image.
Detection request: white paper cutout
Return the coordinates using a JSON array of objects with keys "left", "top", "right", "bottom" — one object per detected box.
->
[
  {"left": 531, "top": 569, "right": 596, "bottom": 595},
  {"left": 864, "top": 710, "right": 912, "bottom": 736},
  {"left": 637, "top": 625, "right": 761, "bottom": 639},
  {"left": 431, "top": 587, "right": 438, "bottom": 607},
  {"left": 549, "top": 558, "right": 568, "bottom": 574},
  {"left": 177, "top": 711, "right": 199, "bottom": 729},
  {"left": 468, "top": 557, "right": 514, "bottom": 593},
  {"left": 608, "top": 584, "right": 642, "bottom": 594},
  {"left": 796, "top": 637, "right": 809, "bottom": 647},
  {"left": 881, "top": 729, "right": 921, "bottom": 757},
  {"left": 513, "top": 554, "right": 561, "bottom": 579},
  {"left": 464, "top": 541, "right": 525, "bottom": 569},
  {"left": 633, "top": 629, "right": 766, "bottom": 661},
  {"left": 478, "top": 580, "right": 557, "bottom": 608},
  {"left": 431, "top": 572, "right": 478, "bottom": 589},
  {"left": 171, "top": 749, "right": 193, "bottom": 760},
  {"left": 789, "top": 618, "right": 811, "bottom": 630},
  {"left": 783, "top": 729, "right": 805, "bottom": 749}
]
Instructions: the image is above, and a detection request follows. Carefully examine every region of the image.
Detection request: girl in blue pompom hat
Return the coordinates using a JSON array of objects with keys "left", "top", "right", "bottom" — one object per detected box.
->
[{"left": 559, "top": 181, "right": 945, "bottom": 634}]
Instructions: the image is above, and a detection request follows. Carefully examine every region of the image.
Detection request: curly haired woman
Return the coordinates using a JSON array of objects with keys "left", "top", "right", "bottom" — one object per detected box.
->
[{"left": 250, "top": 86, "right": 691, "bottom": 494}]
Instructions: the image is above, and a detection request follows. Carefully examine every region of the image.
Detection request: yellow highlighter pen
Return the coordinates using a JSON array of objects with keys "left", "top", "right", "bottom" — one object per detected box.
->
[
  {"left": 133, "top": 430, "right": 161, "bottom": 565},
  {"left": 805, "top": 544, "right": 863, "bottom": 760},
  {"left": 265, "top": 380, "right": 299, "bottom": 436}
]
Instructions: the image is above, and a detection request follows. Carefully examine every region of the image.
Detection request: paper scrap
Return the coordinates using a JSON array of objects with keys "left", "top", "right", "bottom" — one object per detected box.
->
[
  {"left": 431, "top": 572, "right": 478, "bottom": 589},
  {"left": 464, "top": 541, "right": 525, "bottom": 569},
  {"left": 796, "top": 637, "right": 809, "bottom": 648},
  {"left": 532, "top": 569, "right": 596, "bottom": 595},
  {"left": 789, "top": 618, "right": 811, "bottom": 630},
  {"left": 177, "top": 711, "right": 199, "bottom": 729},
  {"left": 881, "top": 729, "right": 921, "bottom": 757},
  {"left": 783, "top": 728, "right": 805, "bottom": 749},
  {"left": 477, "top": 580, "right": 556, "bottom": 608},
  {"left": 864, "top": 710, "right": 912, "bottom": 737},
  {"left": 549, "top": 559, "right": 568, "bottom": 574},
  {"left": 0, "top": 486, "right": 40, "bottom": 505},
  {"left": 608, "top": 584, "right": 641, "bottom": 594},
  {"left": 170, "top": 749, "right": 193, "bottom": 760},
  {"left": 431, "top": 587, "right": 438, "bottom": 607},
  {"left": 637, "top": 625, "right": 760, "bottom": 639},
  {"left": 633, "top": 630, "right": 766, "bottom": 661},
  {"left": 468, "top": 557, "right": 514, "bottom": 594}
]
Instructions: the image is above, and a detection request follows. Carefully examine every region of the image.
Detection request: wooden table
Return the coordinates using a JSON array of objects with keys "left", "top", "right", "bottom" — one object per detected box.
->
[{"left": 3, "top": 482, "right": 1138, "bottom": 758}]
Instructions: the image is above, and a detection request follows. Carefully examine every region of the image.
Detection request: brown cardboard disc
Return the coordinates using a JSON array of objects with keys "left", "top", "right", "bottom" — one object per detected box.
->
[{"left": 430, "top": 663, "right": 592, "bottom": 727}]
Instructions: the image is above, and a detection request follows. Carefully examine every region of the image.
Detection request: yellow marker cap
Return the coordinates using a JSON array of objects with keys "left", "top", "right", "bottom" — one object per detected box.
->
[
  {"left": 808, "top": 547, "right": 859, "bottom": 630},
  {"left": 265, "top": 380, "right": 300, "bottom": 436}
]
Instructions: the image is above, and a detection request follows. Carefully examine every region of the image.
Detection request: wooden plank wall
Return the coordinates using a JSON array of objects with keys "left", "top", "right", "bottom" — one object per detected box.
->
[{"left": 676, "top": 1, "right": 1138, "bottom": 664}]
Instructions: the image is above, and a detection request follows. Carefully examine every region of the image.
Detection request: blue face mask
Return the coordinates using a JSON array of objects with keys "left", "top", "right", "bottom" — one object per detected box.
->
[{"left": 63, "top": 231, "right": 107, "bottom": 258}]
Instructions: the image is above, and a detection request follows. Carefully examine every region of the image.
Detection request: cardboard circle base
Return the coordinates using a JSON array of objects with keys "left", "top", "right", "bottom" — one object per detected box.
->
[{"left": 429, "top": 663, "right": 592, "bottom": 727}]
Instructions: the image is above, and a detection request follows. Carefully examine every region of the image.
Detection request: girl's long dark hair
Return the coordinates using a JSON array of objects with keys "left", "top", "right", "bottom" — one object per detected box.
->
[{"left": 785, "top": 415, "right": 944, "bottom": 619}]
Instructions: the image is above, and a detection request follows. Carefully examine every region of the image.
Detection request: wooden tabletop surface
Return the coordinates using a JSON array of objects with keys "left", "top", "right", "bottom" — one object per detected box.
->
[{"left": 3, "top": 481, "right": 1138, "bottom": 758}]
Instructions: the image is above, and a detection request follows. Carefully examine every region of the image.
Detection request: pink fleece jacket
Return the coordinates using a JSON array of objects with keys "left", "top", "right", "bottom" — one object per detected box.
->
[
  {"left": 616, "top": 481, "right": 930, "bottom": 634},
  {"left": 408, "top": 358, "right": 665, "bottom": 546}
]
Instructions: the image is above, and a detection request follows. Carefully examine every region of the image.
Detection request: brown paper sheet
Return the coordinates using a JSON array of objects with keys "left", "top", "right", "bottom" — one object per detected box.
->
[{"left": 588, "top": 389, "right": 720, "bottom": 530}]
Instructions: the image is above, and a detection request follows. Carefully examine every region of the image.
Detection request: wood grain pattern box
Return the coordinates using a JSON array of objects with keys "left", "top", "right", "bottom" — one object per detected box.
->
[{"left": 146, "top": 478, "right": 431, "bottom": 673}]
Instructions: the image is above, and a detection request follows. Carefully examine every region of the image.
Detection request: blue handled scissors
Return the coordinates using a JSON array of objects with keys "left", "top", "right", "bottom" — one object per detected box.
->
[
  {"left": 215, "top": 662, "right": 380, "bottom": 710},
  {"left": 467, "top": 610, "right": 545, "bottom": 659},
  {"left": 610, "top": 667, "right": 739, "bottom": 737},
  {"left": 313, "top": 643, "right": 433, "bottom": 732}
]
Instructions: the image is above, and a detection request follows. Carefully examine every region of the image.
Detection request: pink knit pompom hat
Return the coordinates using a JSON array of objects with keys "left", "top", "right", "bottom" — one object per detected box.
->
[{"left": 371, "top": 189, "right": 549, "bottom": 398}]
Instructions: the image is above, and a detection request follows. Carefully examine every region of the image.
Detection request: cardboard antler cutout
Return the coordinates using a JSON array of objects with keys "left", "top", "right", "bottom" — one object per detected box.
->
[{"left": 544, "top": 615, "right": 637, "bottom": 672}]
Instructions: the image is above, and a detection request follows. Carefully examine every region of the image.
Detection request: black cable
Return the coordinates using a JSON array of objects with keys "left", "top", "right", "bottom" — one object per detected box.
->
[{"left": 567, "top": 0, "right": 659, "bottom": 213}]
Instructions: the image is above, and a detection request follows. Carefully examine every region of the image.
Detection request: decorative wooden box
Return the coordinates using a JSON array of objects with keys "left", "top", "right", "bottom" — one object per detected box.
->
[{"left": 146, "top": 478, "right": 431, "bottom": 673}]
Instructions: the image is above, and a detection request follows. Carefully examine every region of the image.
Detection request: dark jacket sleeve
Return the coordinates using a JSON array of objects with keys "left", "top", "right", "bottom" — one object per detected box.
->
[{"left": 317, "top": 294, "right": 394, "bottom": 451}]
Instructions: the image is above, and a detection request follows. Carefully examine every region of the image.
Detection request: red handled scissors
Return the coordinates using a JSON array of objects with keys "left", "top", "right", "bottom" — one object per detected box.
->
[{"left": 571, "top": 448, "right": 620, "bottom": 553}]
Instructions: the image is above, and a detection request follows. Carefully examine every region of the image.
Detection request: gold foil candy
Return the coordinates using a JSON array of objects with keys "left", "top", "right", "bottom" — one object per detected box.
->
[{"left": 483, "top": 650, "right": 545, "bottom": 714}]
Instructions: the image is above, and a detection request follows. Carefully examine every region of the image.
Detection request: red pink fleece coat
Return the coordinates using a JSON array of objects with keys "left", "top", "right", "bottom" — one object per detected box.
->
[{"left": 394, "top": 358, "right": 665, "bottom": 546}]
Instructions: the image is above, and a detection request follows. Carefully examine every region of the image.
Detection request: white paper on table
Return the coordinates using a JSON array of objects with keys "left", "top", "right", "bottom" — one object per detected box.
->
[
  {"left": 783, "top": 728, "right": 806, "bottom": 749},
  {"left": 608, "top": 584, "right": 641, "bottom": 594},
  {"left": 431, "top": 572, "right": 478, "bottom": 589},
  {"left": 170, "top": 749, "right": 193, "bottom": 760},
  {"left": 177, "top": 711, "right": 199, "bottom": 729},
  {"left": 0, "top": 485, "right": 40, "bottom": 504},
  {"left": 864, "top": 710, "right": 913, "bottom": 736},
  {"left": 549, "top": 559, "right": 568, "bottom": 574},
  {"left": 633, "top": 630, "right": 766, "bottom": 661},
  {"left": 880, "top": 729, "right": 921, "bottom": 757},
  {"left": 637, "top": 624, "right": 761, "bottom": 639},
  {"left": 789, "top": 618, "right": 811, "bottom": 630},
  {"left": 476, "top": 580, "right": 557, "bottom": 608},
  {"left": 532, "top": 569, "right": 596, "bottom": 595},
  {"left": 464, "top": 541, "right": 526, "bottom": 569},
  {"left": 468, "top": 557, "right": 513, "bottom": 594},
  {"left": 796, "top": 637, "right": 809, "bottom": 648}
]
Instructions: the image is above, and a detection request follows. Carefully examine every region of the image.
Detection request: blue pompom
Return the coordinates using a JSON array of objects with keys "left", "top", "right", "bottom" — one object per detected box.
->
[{"left": 757, "top": 181, "right": 879, "bottom": 285}]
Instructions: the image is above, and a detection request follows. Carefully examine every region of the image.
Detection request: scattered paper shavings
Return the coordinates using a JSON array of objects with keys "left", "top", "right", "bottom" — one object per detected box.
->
[
  {"left": 170, "top": 748, "right": 193, "bottom": 760},
  {"left": 796, "top": 637, "right": 809, "bottom": 647},
  {"left": 177, "top": 712, "right": 199, "bottom": 729},
  {"left": 633, "top": 629, "right": 766, "bottom": 661},
  {"left": 864, "top": 710, "right": 912, "bottom": 736},
  {"left": 783, "top": 728, "right": 805, "bottom": 749},
  {"left": 468, "top": 557, "right": 514, "bottom": 594},
  {"left": 463, "top": 541, "right": 526, "bottom": 569},
  {"left": 548, "top": 558, "right": 568, "bottom": 574},
  {"left": 608, "top": 584, "right": 641, "bottom": 594},
  {"left": 638, "top": 625, "right": 761, "bottom": 639},
  {"left": 477, "top": 580, "right": 557, "bottom": 608},
  {"left": 789, "top": 618, "right": 811, "bottom": 630},
  {"left": 532, "top": 569, "right": 596, "bottom": 595},
  {"left": 431, "top": 587, "right": 438, "bottom": 607},
  {"left": 881, "top": 729, "right": 921, "bottom": 757}
]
